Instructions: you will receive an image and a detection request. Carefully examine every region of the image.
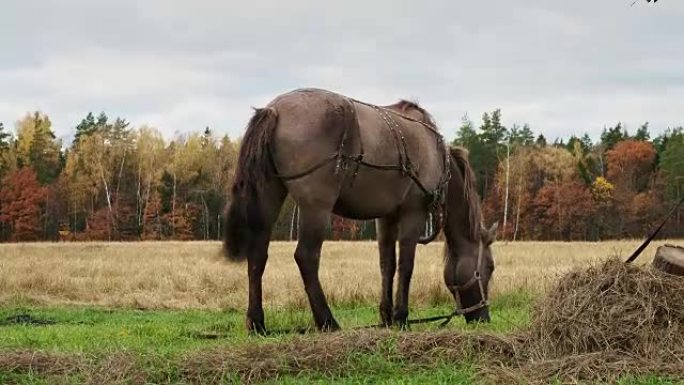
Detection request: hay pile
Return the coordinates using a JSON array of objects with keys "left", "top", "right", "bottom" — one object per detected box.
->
[
  {"left": 505, "top": 257, "right": 684, "bottom": 383},
  {"left": 530, "top": 257, "right": 684, "bottom": 358}
]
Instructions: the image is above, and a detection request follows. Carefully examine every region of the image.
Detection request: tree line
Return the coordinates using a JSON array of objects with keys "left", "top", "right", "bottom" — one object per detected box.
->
[
  {"left": 0, "top": 109, "right": 682, "bottom": 242},
  {"left": 455, "top": 110, "right": 684, "bottom": 240}
]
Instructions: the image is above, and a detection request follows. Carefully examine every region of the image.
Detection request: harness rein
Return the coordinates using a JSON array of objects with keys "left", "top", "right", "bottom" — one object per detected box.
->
[{"left": 358, "top": 240, "right": 489, "bottom": 329}]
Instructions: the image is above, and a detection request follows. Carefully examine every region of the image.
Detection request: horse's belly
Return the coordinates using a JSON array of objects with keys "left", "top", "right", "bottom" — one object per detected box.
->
[{"left": 332, "top": 169, "right": 415, "bottom": 220}]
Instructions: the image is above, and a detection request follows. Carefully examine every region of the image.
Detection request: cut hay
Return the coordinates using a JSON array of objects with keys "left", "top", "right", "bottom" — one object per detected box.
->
[
  {"left": 513, "top": 256, "right": 684, "bottom": 383},
  {"left": 180, "top": 330, "right": 517, "bottom": 384},
  {"left": 530, "top": 257, "right": 684, "bottom": 359}
]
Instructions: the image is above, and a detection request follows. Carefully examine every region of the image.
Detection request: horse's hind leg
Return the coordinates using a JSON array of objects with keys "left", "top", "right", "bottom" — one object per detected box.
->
[
  {"left": 294, "top": 206, "right": 340, "bottom": 331},
  {"left": 245, "top": 182, "right": 286, "bottom": 334},
  {"left": 376, "top": 215, "right": 399, "bottom": 327}
]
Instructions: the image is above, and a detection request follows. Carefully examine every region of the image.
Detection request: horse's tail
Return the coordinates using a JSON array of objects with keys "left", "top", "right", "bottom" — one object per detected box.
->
[{"left": 223, "top": 107, "right": 279, "bottom": 262}]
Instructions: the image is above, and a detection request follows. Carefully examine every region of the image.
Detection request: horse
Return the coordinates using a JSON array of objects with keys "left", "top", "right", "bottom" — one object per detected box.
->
[{"left": 223, "top": 88, "right": 497, "bottom": 333}]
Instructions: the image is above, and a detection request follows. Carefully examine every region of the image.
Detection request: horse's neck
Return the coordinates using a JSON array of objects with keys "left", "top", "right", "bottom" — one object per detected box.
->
[{"left": 444, "top": 166, "right": 478, "bottom": 250}]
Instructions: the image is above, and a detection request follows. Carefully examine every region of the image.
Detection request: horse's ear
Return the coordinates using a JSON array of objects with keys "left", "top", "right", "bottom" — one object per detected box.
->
[{"left": 482, "top": 222, "right": 498, "bottom": 245}]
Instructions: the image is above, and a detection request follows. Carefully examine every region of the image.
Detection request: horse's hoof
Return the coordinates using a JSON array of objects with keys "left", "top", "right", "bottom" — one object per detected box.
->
[
  {"left": 246, "top": 317, "right": 267, "bottom": 335},
  {"left": 393, "top": 310, "right": 409, "bottom": 330},
  {"left": 320, "top": 319, "right": 341, "bottom": 332},
  {"left": 394, "top": 320, "right": 410, "bottom": 331}
]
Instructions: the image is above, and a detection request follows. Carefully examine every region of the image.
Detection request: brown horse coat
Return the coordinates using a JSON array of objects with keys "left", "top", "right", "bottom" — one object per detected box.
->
[{"left": 224, "top": 88, "right": 496, "bottom": 333}]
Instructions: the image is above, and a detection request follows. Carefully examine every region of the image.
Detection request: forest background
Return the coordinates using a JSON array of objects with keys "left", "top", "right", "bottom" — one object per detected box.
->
[{"left": 0, "top": 108, "right": 682, "bottom": 242}]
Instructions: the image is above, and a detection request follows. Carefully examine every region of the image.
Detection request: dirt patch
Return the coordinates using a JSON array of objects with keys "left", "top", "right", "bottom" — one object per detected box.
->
[{"left": 0, "top": 314, "right": 57, "bottom": 326}]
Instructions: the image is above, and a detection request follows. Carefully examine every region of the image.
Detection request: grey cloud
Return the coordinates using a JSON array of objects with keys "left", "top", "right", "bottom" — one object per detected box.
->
[{"left": 1, "top": 0, "right": 682, "bottom": 144}]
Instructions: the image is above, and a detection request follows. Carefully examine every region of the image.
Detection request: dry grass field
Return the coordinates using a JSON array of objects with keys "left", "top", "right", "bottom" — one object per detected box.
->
[
  {"left": 1, "top": 239, "right": 682, "bottom": 311},
  {"left": 2, "top": 240, "right": 684, "bottom": 384}
]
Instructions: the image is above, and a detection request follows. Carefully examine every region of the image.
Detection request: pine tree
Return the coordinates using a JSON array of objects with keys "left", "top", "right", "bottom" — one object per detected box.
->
[
  {"left": 659, "top": 128, "right": 684, "bottom": 202},
  {"left": 536, "top": 134, "right": 547, "bottom": 147},
  {"left": 634, "top": 122, "right": 651, "bottom": 141},
  {"left": 518, "top": 123, "right": 535, "bottom": 146},
  {"left": 15, "top": 112, "right": 63, "bottom": 184},
  {"left": 0, "top": 122, "right": 14, "bottom": 180},
  {"left": 600, "top": 122, "right": 628, "bottom": 150},
  {"left": 74, "top": 112, "right": 97, "bottom": 144},
  {"left": 0, "top": 122, "right": 10, "bottom": 150}
]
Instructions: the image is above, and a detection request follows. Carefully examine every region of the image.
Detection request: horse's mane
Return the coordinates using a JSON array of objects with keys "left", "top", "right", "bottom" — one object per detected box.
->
[
  {"left": 388, "top": 99, "right": 438, "bottom": 130},
  {"left": 449, "top": 146, "right": 483, "bottom": 242}
]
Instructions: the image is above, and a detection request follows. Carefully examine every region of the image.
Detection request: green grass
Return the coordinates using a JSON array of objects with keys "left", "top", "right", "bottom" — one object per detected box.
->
[
  {"left": 0, "top": 291, "right": 678, "bottom": 384},
  {"left": 0, "top": 291, "right": 532, "bottom": 354}
]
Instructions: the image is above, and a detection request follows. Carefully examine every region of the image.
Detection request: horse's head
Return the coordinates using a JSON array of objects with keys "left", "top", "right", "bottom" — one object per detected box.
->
[
  {"left": 443, "top": 147, "right": 497, "bottom": 323},
  {"left": 443, "top": 222, "right": 497, "bottom": 323}
]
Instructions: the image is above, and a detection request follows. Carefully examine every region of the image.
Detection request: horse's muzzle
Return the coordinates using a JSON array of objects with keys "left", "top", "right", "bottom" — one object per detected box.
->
[{"left": 464, "top": 306, "right": 490, "bottom": 323}]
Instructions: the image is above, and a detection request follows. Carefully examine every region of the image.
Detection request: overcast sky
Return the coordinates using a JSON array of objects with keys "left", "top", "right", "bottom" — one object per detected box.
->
[{"left": 1, "top": 0, "right": 682, "bottom": 144}]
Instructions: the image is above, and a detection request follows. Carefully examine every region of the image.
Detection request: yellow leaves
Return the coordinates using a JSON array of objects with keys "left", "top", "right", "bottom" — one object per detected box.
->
[
  {"left": 169, "top": 133, "right": 206, "bottom": 183},
  {"left": 591, "top": 176, "right": 614, "bottom": 203}
]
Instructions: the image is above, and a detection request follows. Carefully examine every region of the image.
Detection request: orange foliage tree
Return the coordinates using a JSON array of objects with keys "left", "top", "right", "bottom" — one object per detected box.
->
[
  {"left": 605, "top": 140, "right": 659, "bottom": 236},
  {"left": 330, "top": 215, "right": 360, "bottom": 240},
  {"left": 606, "top": 140, "right": 656, "bottom": 193},
  {"left": 530, "top": 180, "right": 597, "bottom": 240},
  {"left": 0, "top": 167, "right": 48, "bottom": 241}
]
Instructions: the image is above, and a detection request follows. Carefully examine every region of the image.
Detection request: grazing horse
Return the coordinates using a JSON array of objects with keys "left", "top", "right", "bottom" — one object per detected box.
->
[{"left": 223, "top": 88, "right": 497, "bottom": 333}]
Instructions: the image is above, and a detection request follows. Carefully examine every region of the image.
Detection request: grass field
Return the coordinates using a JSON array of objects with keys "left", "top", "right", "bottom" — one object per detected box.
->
[{"left": 0, "top": 240, "right": 683, "bottom": 384}]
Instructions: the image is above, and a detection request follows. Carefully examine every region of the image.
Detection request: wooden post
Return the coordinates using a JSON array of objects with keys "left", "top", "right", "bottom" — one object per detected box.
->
[{"left": 652, "top": 244, "right": 684, "bottom": 276}]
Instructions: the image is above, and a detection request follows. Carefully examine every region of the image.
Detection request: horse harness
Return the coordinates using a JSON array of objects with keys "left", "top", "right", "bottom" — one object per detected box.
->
[
  {"left": 270, "top": 97, "right": 451, "bottom": 242},
  {"left": 268, "top": 97, "right": 489, "bottom": 323}
]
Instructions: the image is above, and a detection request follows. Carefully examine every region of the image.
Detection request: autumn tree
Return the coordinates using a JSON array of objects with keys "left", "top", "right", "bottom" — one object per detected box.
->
[
  {"left": 606, "top": 140, "right": 656, "bottom": 194},
  {"left": 331, "top": 215, "right": 360, "bottom": 240},
  {"left": 531, "top": 181, "right": 596, "bottom": 240},
  {"left": 134, "top": 126, "right": 167, "bottom": 234},
  {"left": 142, "top": 191, "right": 164, "bottom": 240},
  {"left": 0, "top": 167, "right": 48, "bottom": 241},
  {"left": 605, "top": 140, "right": 658, "bottom": 236}
]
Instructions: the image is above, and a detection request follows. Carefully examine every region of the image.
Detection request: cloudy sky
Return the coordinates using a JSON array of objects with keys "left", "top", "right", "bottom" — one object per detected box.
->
[{"left": 1, "top": 0, "right": 682, "bottom": 144}]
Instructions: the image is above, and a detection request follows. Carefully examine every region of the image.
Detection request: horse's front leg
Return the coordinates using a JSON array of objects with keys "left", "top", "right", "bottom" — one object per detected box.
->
[{"left": 393, "top": 210, "right": 425, "bottom": 329}]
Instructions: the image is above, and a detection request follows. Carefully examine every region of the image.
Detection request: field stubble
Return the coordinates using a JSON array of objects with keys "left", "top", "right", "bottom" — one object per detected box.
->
[{"left": 1, "top": 240, "right": 681, "bottom": 310}]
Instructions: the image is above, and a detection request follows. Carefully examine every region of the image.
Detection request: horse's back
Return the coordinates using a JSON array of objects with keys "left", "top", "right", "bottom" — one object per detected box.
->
[{"left": 267, "top": 88, "right": 445, "bottom": 218}]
